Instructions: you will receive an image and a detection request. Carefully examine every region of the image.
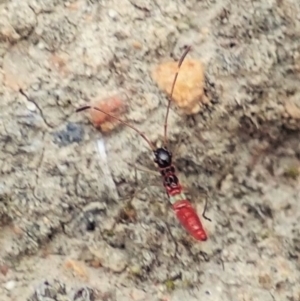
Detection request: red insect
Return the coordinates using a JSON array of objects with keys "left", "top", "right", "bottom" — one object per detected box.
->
[{"left": 76, "top": 46, "right": 210, "bottom": 241}]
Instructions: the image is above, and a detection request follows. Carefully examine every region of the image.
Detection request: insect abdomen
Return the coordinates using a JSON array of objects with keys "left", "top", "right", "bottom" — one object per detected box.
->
[{"left": 172, "top": 199, "right": 207, "bottom": 241}]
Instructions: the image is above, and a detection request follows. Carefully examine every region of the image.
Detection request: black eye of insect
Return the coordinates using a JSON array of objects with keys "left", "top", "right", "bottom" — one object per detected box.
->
[{"left": 154, "top": 147, "right": 172, "bottom": 168}]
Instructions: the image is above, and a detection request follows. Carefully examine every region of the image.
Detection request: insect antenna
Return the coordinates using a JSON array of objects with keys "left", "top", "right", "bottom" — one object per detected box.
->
[
  {"left": 163, "top": 45, "right": 192, "bottom": 148},
  {"left": 76, "top": 105, "right": 156, "bottom": 151}
]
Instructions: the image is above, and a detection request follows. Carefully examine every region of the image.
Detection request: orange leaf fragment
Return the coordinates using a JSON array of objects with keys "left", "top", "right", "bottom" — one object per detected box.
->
[
  {"left": 152, "top": 59, "right": 208, "bottom": 115},
  {"left": 88, "top": 95, "right": 126, "bottom": 132}
]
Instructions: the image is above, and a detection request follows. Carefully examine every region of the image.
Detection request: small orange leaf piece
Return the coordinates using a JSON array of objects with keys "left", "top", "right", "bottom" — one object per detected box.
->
[
  {"left": 152, "top": 59, "right": 207, "bottom": 115},
  {"left": 89, "top": 95, "right": 126, "bottom": 132}
]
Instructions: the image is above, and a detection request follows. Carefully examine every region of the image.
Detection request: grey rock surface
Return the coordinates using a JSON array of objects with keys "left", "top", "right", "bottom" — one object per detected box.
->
[{"left": 0, "top": 0, "right": 300, "bottom": 300}]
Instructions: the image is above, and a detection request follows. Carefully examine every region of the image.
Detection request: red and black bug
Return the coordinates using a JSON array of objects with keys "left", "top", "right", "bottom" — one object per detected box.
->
[{"left": 76, "top": 46, "right": 209, "bottom": 241}]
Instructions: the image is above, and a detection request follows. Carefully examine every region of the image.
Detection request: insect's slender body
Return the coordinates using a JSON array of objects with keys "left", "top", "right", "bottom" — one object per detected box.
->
[
  {"left": 154, "top": 147, "right": 207, "bottom": 241},
  {"left": 76, "top": 46, "right": 209, "bottom": 241}
]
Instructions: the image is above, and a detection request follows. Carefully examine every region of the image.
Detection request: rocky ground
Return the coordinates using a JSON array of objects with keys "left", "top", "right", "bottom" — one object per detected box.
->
[{"left": 0, "top": 0, "right": 300, "bottom": 300}]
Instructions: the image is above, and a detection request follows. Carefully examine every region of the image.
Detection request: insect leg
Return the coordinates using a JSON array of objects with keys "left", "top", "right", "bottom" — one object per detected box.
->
[
  {"left": 125, "top": 161, "right": 159, "bottom": 176},
  {"left": 164, "top": 211, "right": 179, "bottom": 259},
  {"left": 202, "top": 197, "right": 212, "bottom": 222}
]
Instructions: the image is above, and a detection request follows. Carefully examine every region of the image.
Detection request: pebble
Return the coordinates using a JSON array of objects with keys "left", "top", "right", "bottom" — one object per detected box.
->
[
  {"left": 25, "top": 101, "right": 37, "bottom": 112},
  {"left": 108, "top": 9, "right": 118, "bottom": 20},
  {"left": 37, "top": 42, "right": 45, "bottom": 49},
  {"left": 4, "top": 280, "right": 16, "bottom": 291}
]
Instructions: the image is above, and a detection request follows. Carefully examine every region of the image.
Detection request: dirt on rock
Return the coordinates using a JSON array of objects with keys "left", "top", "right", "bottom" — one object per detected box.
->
[{"left": 0, "top": 0, "right": 300, "bottom": 300}]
